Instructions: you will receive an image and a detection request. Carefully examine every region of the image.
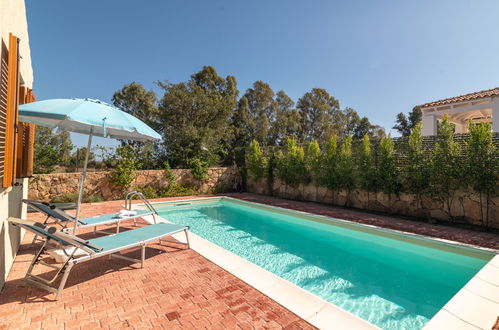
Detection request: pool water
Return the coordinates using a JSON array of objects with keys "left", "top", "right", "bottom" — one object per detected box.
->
[{"left": 156, "top": 199, "right": 493, "bottom": 329}]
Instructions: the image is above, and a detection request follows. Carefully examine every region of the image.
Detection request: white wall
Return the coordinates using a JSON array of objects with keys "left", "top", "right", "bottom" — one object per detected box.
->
[
  {"left": 0, "top": 0, "right": 33, "bottom": 88},
  {"left": 0, "top": 0, "right": 33, "bottom": 289},
  {"left": 493, "top": 97, "right": 499, "bottom": 133},
  {"left": 422, "top": 114, "right": 437, "bottom": 136},
  {"left": 0, "top": 180, "right": 27, "bottom": 288}
]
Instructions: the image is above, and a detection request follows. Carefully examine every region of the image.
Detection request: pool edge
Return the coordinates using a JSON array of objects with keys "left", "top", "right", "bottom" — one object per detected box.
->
[
  {"left": 141, "top": 212, "right": 379, "bottom": 330},
  {"left": 138, "top": 196, "right": 499, "bottom": 329}
]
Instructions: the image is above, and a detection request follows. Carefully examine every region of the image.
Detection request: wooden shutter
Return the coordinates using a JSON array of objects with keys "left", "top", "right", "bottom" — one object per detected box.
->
[
  {"left": 2, "top": 33, "right": 20, "bottom": 188},
  {"left": 16, "top": 87, "right": 35, "bottom": 178},
  {"left": 0, "top": 41, "right": 8, "bottom": 186}
]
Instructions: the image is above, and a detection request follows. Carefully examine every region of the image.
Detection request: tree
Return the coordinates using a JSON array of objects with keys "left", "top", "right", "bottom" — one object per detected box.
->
[
  {"left": 352, "top": 116, "right": 368, "bottom": 139},
  {"left": 111, "top": 145, "right": 141, "bottom": 188},
  {"left": 342, "top": 107, "right": 361, "bottom": 137},
  {"left": 275, "top": 137, "right": 307, "bottom": 185},
  {"left": 405, "top": 123, "right": 429, "bottom": 215},
  {"left": 369, "top": 125, "right": 386, "bottom": 139},
  {"left": 244, "top": 81, "right": 276, "bottom": 146},
  {"left": 112, "top": 82, "right": 160, "bottom": 169},
  {"left": 270, "top": 91, "right": 301, "bottom": 145},
  {"left": 297, "top": 88, "right": 340, "bottom": 144},
  {"left": 428, "top": 115, "right": 462, "bottom": 220},
  {"left": 322, "top": 135, "right": 341, "bottom": 203},
  {"left": 408, "top": 106, "right": 422, "bottom": 128},
  {"left": 337, "top": 135, "right": 356, "bottom": 206},
  {"left": 157, "top": 66, "right": 238, "bottom": 167},
  {"left": 358, "top": 134, "right": 377, "bottom": 195},
  {"left": 305, "top": 140, "right": 322, "bottom": 184},
  {"left": 112, "top": 82, "right": 159, "bottom": 128},
  {"left": 94, "top": 145, "right": 116, "bottom": 170},
  {"left": 68, "top": 147, "right": 96, "bottom": 172},
  {"left": 231, "top": 96, "right": 254, "bottom": 149},
  {"left": 393, "top": 106, "right": 422, "bottom": 136},
  {"left": 466, "top": 122, "right": 498, "bottom": 227},
  {"left": 34, "top": 127, "right": 73, "bottom": 173},
  {"left": 246, "top": 140, "right": 268, "bottom": 180},
  {"left": 377, "top": 135, "right": 399, "bottom": 209}
]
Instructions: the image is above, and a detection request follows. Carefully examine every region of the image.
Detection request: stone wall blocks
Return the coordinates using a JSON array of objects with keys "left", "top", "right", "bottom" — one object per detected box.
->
[
  {"left": 29, "top": 167, "right": 239, "bottom": 202},
  {"left": 246, "top": 177, "right": 498, "bottom": 229}
]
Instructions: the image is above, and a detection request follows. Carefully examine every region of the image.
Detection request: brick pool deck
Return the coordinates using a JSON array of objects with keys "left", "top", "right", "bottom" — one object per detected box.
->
[{"left": 0, "top": 193, "right": 497, "bottom": 329}]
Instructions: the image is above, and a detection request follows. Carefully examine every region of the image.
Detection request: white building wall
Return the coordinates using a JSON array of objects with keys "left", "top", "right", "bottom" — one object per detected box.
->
[
  {"left": 422, "top": 114, "right": 437, "bottom": 136},
  {"left": 454, "top": 122, "right": 466, "bottom": 134},
  {"left": 493, "top": 97, "right": 499, "bottom": 133},
  {"left": 0, "top": 0, "right": 33, "bottom": 88},
  {"left": 0, "top": 0, "right": 33, "bottom": 288}
]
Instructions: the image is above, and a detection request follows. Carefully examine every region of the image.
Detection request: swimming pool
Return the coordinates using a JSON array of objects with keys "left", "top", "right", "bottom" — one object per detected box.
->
[{"left": 154, "top": 197, "right": 494, "bottom": 329}]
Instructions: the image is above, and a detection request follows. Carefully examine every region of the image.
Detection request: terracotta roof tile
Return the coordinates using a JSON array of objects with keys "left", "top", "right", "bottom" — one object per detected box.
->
[{"left": 419, "top": 87, "right": 499, "bottom": 108}]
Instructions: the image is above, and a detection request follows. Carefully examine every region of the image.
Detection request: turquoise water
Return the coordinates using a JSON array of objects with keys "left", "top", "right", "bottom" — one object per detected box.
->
[{"left": 157, "top": 199, "right": 493, "bottom": 329}]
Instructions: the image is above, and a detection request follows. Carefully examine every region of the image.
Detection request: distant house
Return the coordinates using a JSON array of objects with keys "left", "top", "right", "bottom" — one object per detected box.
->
[
  {"left": 419, "top": 87, "right": 499, "bottom": 136},
  {"left": 0, "top": 0, "right": 35, "bottom": 289}
]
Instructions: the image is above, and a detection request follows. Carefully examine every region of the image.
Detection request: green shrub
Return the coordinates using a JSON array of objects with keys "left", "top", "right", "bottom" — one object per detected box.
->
[
  {"left": 428, "top": 115, "right": 462, "bottom": 219},
  {"left": 357, "top": 134, "right": 376, "bottom": 192},
  {"left": 305, "top": 140, "right": 322, "bottom": 184},
  {"left": 163, "top": 161, "right": 177, "bottom": 190},
  {"left": 322, "top": 135, "right": 340, "bottom": 191},
  {"left": 187, "top": 157, "right": 209, "bottom": 181},
  {"left": 51, "top": 192, "right": 79, "bottom": 203},
  {"left": 136, "top": 183, "right": 205, "bottom": 199},
  {"left": 50, "top": 193, "right": 103, "bottom": 203},
  {"left": 337, "top": 135, "right": 356, "bottom": 203},
  {"left": 168, "top": 184, "right": 199, "bottom": 196},
  {"left": 466, "top": 121, "right": 498, "bottom": 227},
  {"left": 135, "top": 185, "right": 160, "bottom": 199},
  {"left": 275, "top": 137, "right": 307, "bottom": 185},
  {"left": 246, "top": 140, "right": 268, "bottom": 180},
  {"left": 85, "top": 195, "right": 103, "bottom": 203},
  {"left": 377, "top": 135, "right": 399, "bottom": 196},
  {"left": 405, "top": 123, "right": 429, "bottom": 213},
  {"left": 111, "top": 145, "right": 141, "bottom": 187}
]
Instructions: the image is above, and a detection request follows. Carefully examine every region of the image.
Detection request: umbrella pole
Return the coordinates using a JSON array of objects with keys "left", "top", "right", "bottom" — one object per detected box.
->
[{"left": 74, "top": 128, "right": 93, "bottom": 234}]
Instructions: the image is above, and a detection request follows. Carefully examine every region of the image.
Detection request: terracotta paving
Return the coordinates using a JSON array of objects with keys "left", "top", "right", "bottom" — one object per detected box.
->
[
  {"left": 0, "top": 197, "right": 314, "bottom": 330},
  {"left": 1, "top": 193, "right": 497, "bottom": 330}
]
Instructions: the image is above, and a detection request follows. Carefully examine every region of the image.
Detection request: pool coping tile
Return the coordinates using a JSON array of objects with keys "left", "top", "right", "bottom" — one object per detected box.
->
[
  {"left": 423, "top": 309, "right": 480, "bottom": 330},
  {"left": 440, "top": 289, "right": 498, "bottom": 330},
  {"left": 141, "top": 213, "right": 378, "bottom": 329},
  {"left": 139, "top": 197, "right": 499, "bottom": 330}
]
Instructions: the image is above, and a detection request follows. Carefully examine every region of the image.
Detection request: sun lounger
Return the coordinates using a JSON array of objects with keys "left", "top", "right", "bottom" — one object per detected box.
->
[
  {"left": 8, "top": 217, "right": 189, "bottom": 300},
  {"left": 23, "top": 197, "right": 157, "bottom": 234}
]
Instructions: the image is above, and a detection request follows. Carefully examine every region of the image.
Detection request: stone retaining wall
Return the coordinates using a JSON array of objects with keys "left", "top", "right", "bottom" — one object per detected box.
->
[
  {"left": 29, "top": 167, "right": 239, "bottom": 201},
  {"left": 247, "top": 177, "right": 499, "bottom": 229}
]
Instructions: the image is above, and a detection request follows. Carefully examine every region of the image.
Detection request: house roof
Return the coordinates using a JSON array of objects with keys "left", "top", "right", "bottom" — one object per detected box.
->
[{"left": 419, "top": 87, "right": 499, "bottom": 108}]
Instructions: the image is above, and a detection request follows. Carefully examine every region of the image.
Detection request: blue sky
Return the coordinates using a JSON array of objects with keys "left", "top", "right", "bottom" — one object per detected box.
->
[{"left": 26, "top": 0, "right": 499, "bottom": 147}]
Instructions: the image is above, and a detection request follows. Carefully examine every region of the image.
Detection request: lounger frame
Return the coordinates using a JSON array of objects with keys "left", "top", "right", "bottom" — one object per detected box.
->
[
  {"left": 23, "top": 190, "right": 158, "bottom": 236},
  {"left": 11, "top": 218, "right": 189, "bottom": 300}
]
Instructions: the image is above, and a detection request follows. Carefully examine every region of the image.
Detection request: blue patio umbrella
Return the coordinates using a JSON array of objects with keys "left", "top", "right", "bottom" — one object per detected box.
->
[{"left": 19, "top": 98, "right": 161, "bottom": 232}]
